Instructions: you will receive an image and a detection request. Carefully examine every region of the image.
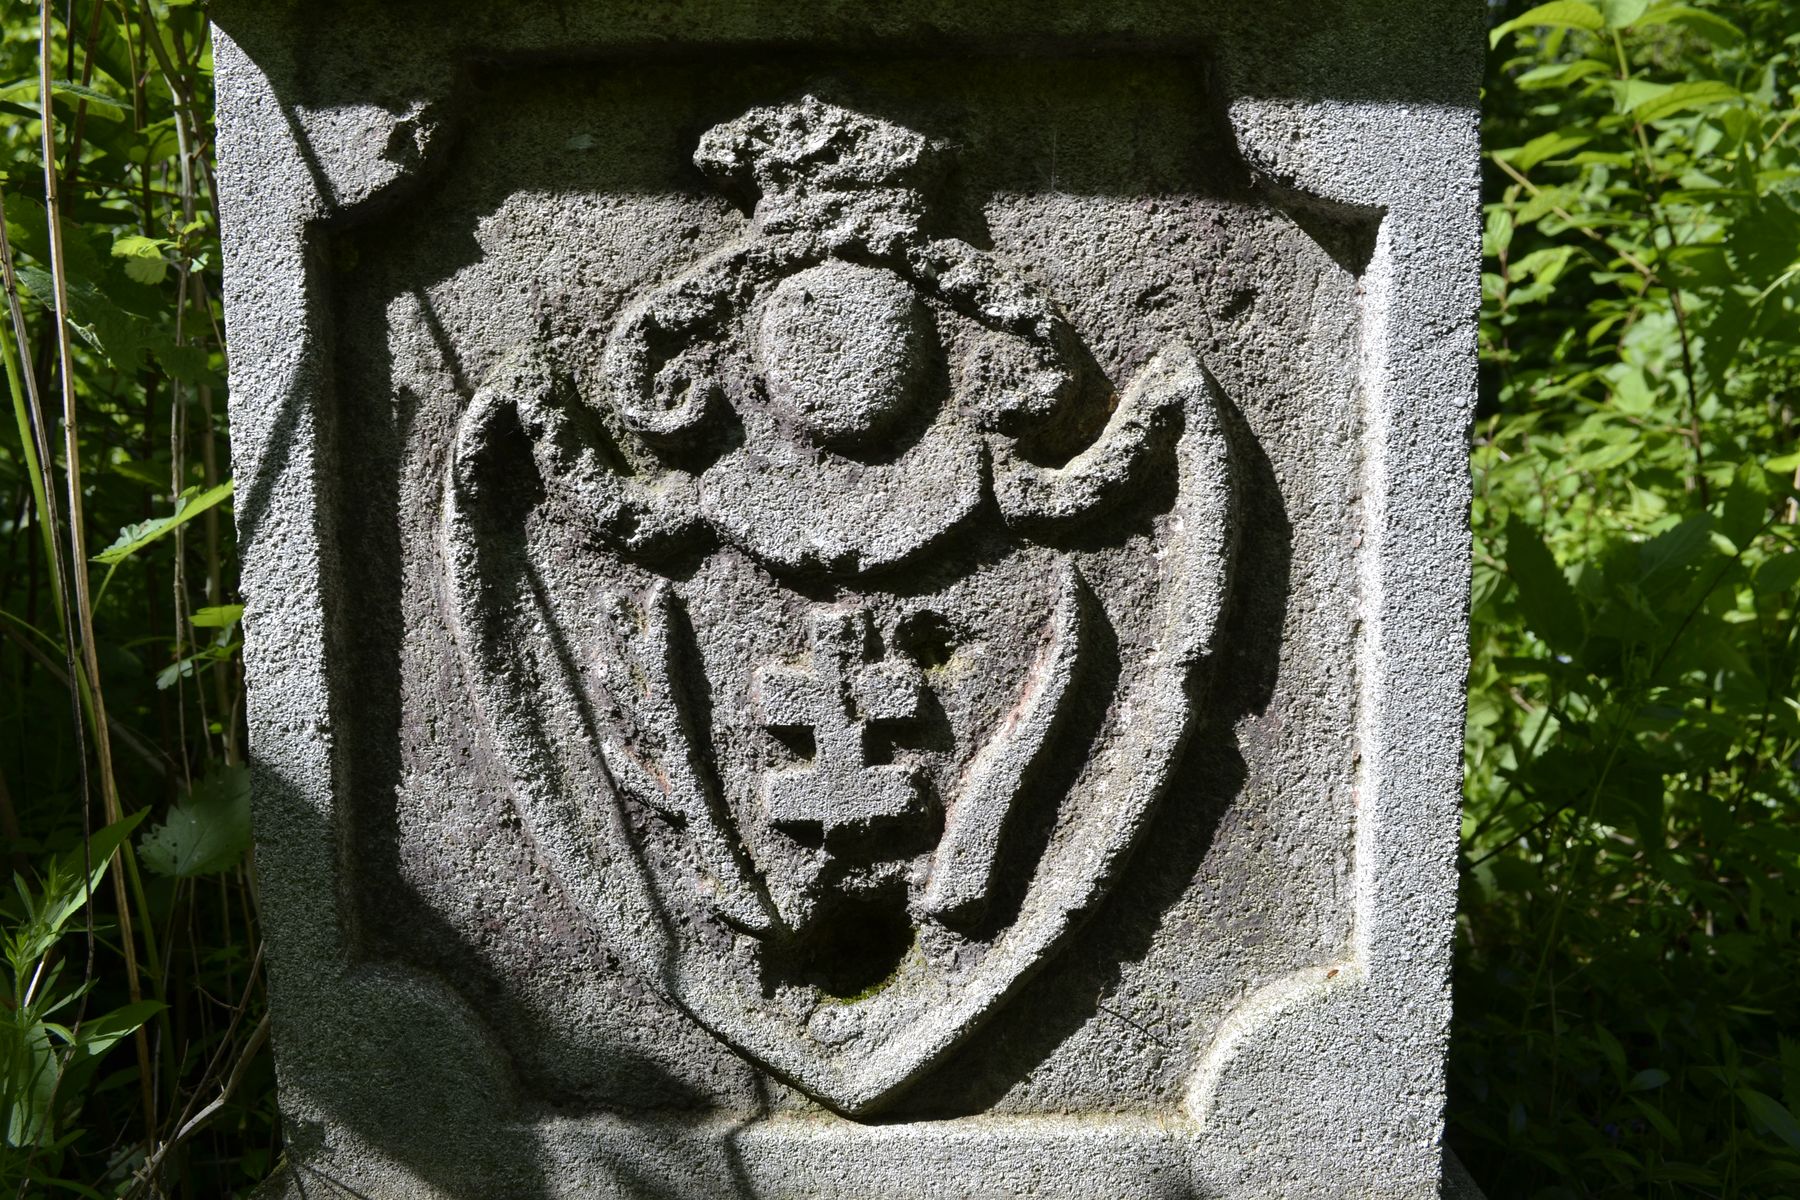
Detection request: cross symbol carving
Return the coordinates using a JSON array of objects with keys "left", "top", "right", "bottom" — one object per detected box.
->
[{"left": 754, "top": 608, "right": 927, "bottom": 853}]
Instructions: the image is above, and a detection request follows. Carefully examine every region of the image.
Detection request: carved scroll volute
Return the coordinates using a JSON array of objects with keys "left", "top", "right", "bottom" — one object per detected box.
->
[{"left": 444, "top": 95, "right": 1238, "bottom": 1116}]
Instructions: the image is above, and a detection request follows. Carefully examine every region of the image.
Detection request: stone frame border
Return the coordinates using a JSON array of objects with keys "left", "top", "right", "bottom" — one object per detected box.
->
[{"left": 213, "top": 6, "right": 1479, "bottom": 1195}]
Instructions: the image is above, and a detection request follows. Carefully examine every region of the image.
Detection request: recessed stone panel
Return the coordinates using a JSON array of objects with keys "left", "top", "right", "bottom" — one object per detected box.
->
[{"left": 214, "top": 7, "right": 1480, "bottom": 1196}]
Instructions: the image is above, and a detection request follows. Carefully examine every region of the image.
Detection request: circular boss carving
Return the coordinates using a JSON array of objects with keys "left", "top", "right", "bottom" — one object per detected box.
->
[{"left": 755, "top": 262, "right": 932, "bottom": 449}]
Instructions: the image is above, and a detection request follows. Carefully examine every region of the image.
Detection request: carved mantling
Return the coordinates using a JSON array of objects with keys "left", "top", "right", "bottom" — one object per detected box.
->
[{"left": 441, "top": 97, "right": 1239, "bottom": 1114}]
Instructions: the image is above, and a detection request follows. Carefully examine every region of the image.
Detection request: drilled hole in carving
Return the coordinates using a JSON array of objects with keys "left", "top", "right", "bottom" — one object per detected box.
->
[
  {"left": 769, "top": 893, "right": 913, "bottom": 1000},
  {"left": 895, "top": 611, "right": 957, "bottom": 669}
]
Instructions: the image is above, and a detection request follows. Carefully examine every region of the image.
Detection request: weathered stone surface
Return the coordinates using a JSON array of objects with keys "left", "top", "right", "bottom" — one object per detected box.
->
[{"left": 213, "top": 4, "right": 1481, "bottom": 1196}]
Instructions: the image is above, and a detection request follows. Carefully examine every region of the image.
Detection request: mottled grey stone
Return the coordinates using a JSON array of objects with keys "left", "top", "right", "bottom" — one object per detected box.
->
[{"left": 213, "top": 4, "right": 1482, "bottom": 1197}]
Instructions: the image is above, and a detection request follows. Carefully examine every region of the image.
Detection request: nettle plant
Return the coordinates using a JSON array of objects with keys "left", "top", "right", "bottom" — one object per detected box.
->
[
  {"left": 0, "top": 815, "right": 152, "bottom": 1167},
  {"left": 1459, "top": 1, "right": 1800, "bottom": 1197}
]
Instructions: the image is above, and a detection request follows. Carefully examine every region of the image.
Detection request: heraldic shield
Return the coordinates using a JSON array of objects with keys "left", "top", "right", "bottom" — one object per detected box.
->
[{"left": 442, "top": 96, "right": 1239, "bottom": 1116}]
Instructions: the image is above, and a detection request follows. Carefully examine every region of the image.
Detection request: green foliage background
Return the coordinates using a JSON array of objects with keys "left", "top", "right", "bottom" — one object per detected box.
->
[
  {"left": 1461, "top": 1, "right": 1800, "bottom": 1194},
  {"left": 0, "top": 1, "right": 1791, "bottom": 1196},
  {"left": 0, "top": 3, "right": 269, "bottom": 1196}
]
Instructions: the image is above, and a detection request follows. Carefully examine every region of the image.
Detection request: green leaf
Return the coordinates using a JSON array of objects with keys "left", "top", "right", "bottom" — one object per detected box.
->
[
  {"left": 1562, "top": 150, "right": 1634, "bottom": 169},
  {"left": 1497, "top": 130, "right": 1594, "bottom": 172},
  {"left": 74, "top": 1000, "right": 165, "bottom": 1057},
  {"left": 111, "top": 235, "right": 172, "bottom": 286},
  {"left": 92, "top": 479, "right": 234, "bottom": 565},
  {"left": 1571, "top": 438, "right": 1644, "bottom": 473},
  {"left": 32, "top": 811, "right": 150, "bottom": 947},
  {"left": 1485, "top": 208, "right": 1515, "bottom": 258},
  {"left": 1755, "top": 552, "right": 1800, "bottom": 598},
  {"left": 84, "top": 811, "right": 147, "bottom": 889},
  {"left": 50, "top": 79, "right": 126, "bottom": 116},
  {"left": 1613, "top": 78, "right": 1671, "bottom": 114},
  {"left": 2, "top": 1020, "right": 60, "bottom": 1147},
  {"left": 1632, "top": 5, "right": 1744, "bottom": 43},
  {"left": 138, "top": 764, "right": 252, "bottom": 878},
  {"left": 1631, "top": 80, "right": 1740, "bottom": 124},
  {"left": 190, "top": 604, "right": 243, "bottom": 628},
  {"left": 156, "top": 342, "right": 214, "bottom": 384},
  {"left": 1630, "top": 1095, "right": 1681, "bottom": 1144},
  {"left": 1768, "top": 451, "right": 1800, "bottom": 474},
  {"left": 1506, "top": 516, "right": 1585, "bottom": 652},
  {"left": 1513, "top": 59, "right": 1611, "bottom": 91},
  {"left": 15, "top": 263, "right": 163, "bottom": 375},
  {"left": 1599, "top": 0, "right": 1649, "bottom": 26},
  {"left": 1595, "top": 1024, "right": 1627, "bottom": 1080},
  {"left": 0, "top": 78, "right": 127, "bottom": 117},
  {"left": 1738, "top": 1087, "right": 1800, "bottom": 1150},
  {"left": 1636, "top": 513, "right": 1714, "bottom": 586},
  {"left": 1512, "top": 246, "right": 1577, "bottom": 286},
  {"left": 1720, "top": 467, "right": 1773, "bottom": 551},
  {"left": 155, "top": 641, "right": 238, "bottom": 690},
  {"left": 1491, "top": 1, "right": 1605, "bottom": 48},
  {"left": 1629, "top": 1068, "right": 1671, "bottom": 1091}
]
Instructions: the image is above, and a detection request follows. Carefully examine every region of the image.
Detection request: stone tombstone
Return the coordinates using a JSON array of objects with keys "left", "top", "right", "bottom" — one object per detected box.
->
[{"left": 213, "top": 3, "right": 1481, "bottom": 1196}]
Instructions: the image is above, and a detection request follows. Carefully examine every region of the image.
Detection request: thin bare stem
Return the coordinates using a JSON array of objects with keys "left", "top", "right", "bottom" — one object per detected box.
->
[{"left": 38, "top": 0, "right": 157, "bottom": 1151}]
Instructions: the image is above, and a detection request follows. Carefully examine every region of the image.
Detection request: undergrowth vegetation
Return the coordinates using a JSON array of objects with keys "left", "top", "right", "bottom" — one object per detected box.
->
[
  {"left": 0, "top": 3, "right": 271, "bottom": 1196},
  {"left": 0, "top": 1, "right": 1792, "bottom": 1197},
  {"left": 1458, "top": 2, "right": 1800, "bottom": 1196}
]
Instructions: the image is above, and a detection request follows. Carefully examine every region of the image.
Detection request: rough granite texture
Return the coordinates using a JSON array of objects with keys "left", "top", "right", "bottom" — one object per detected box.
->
[{"left": 212, "top": 3, "right": 1482, "bottom": 1196}]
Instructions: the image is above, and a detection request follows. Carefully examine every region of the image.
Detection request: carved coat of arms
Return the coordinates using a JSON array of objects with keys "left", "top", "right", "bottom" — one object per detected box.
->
[{"left": 443, "top": 97, "right": 1237, "bottom": 1115}]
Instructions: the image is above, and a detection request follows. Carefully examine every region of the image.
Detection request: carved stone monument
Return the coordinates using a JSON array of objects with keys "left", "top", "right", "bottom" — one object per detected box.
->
[{"left": 213, "top": 4, "right": 1481, "bottom": 1196}]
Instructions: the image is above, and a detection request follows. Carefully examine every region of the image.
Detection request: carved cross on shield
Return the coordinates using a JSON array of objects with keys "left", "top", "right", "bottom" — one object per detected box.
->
[
  {"left": 754, "top": 608, "right": 931, "bottom": 855},
  {"left": 443, "top": 95, "right": 1238, "bottom": 1115}
]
